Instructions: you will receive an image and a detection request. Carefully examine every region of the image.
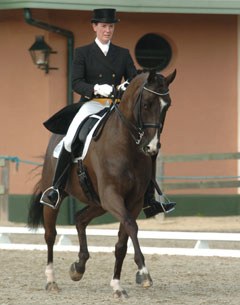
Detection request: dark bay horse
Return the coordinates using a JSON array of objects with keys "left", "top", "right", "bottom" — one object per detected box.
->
[{"left": 27, "top": 69, "right": 176, "bottom": 298}]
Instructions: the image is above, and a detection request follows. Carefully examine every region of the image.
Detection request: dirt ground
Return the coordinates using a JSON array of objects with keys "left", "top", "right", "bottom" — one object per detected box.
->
[
  {"left": 1, "top": 216, "right": 240, "bottom": 305},
  {"left": 99, "top": 215, "right": 240, "bottom": 232}
]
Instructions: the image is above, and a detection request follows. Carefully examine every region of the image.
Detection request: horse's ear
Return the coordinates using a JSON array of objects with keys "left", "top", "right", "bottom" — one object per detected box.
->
[
  {"left": 147, "top": 69, "right": 157, "bottom": 84},
  {"left": 166, "top": 69, "right": 177, "bottom": 85}
]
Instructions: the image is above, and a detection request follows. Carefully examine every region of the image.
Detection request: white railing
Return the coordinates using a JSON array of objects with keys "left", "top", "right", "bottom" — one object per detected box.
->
[{"left": 0, "top": 226, "right": 240, "bottom": 257}]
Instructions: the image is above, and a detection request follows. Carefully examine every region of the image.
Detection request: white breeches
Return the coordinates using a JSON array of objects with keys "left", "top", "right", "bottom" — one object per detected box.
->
[{"left": 63, "top": 101, "right": 106, "bottom": 152}]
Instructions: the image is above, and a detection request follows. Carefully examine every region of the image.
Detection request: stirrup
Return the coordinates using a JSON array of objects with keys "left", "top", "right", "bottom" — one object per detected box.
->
[
  {"left": 40, "top": 186, "right": 61, "bottom": 209},
  {"left": 159, "top": 194, "right": 176, "bottom": 214}
]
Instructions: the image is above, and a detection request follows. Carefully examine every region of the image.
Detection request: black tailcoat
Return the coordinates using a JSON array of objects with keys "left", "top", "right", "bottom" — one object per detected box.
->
[
  {"left": 72, "top": 41, "right": 137, "bottom": 100},
  {"left": 44, "top": 41, "right": 137, "bottom": 134}
]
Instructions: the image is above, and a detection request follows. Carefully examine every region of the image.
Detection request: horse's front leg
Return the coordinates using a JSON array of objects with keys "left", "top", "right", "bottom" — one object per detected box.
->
[
  {"left": 123, "top": 214, "right": 153, "bottom": 288},
  {"left": 110, "top": 224, "right": 129, "bottom": 298},
  {"left": 104, "top": 194, "right": 153, "bottom": 295},
  {"left": 43, "top": 206, "right": 60, "bottom": 292},
  {"left": 69, "top": 205, "right": 106, "bottom": 281}
]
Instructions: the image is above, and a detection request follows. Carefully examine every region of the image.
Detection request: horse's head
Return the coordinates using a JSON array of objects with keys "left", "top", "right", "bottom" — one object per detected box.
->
[
  {"left": 117, "top": 69, "right": 176, "bottom": 155},
  {"left": 133, "top": 69, "right": 176, "bottom": 155}
]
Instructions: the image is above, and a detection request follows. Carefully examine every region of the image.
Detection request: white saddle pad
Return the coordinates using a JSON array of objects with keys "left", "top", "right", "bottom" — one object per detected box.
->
[{"left": 53, "top": 101, "right": 110, "bottom": 161}]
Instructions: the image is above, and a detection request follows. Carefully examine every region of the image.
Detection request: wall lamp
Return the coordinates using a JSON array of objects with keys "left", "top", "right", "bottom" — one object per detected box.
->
[{"left": 29, "top": 35, "right": 58, "bottom": 74}]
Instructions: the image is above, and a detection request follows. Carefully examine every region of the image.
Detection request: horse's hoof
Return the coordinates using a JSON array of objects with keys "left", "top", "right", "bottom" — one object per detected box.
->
[
  {"left": 45, "top": 281, "right": 61, "bottom": 292},
  {"left": 136, "top": 271, "right": 153, "bottom": 288},
  {"left": 69, "top": 262, "right": 84, "bottom": 281},
  {"left": 113, "top": 290, "right": 129, "bottom": 299}
]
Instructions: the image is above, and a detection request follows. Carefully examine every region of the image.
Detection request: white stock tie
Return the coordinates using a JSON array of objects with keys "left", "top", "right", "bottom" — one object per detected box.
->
[{"left": 102, "top": 45, "right": 108, "bottom": 56}]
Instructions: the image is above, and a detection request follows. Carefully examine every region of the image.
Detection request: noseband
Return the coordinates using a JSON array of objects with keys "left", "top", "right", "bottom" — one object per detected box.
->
[{"left": 114, "top": 85, "right": 169, "bottom": 145}]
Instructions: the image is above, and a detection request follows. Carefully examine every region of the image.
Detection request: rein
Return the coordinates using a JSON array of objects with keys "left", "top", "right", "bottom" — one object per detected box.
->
[
  {"left": 114, "top": 104, "right": 144, "bottom": 144},
  {"left": 114, "top": 86, "right": 168, "bottom": 145}
]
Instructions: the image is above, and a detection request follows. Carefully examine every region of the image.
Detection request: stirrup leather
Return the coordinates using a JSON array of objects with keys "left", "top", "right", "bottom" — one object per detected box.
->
[{"left": 146, "top": 177, "right": 176, "bottom": 214}]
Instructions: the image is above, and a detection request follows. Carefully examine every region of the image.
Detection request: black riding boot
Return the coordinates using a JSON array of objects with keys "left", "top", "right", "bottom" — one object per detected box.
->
[
  {"left": 143, "top": 180, "right": 176, "bottom": 218},
  {"left": 143, "top": 154, "right": 176, "bottom": 218},
  {"left": 40, "top": 147, "right": 72, "bottom": 208}
]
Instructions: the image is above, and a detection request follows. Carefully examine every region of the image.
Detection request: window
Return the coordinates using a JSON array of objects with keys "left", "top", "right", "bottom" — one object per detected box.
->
[{"left": 135, "top": 33, "right": 172, "bottom": 71}]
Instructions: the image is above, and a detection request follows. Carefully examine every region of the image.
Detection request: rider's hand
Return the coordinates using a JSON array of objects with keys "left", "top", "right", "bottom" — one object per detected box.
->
[
  {"left": 94, "top": 84, "right": 113, "bottom": 97},
  {"left": 118, "top": 80, "right": 130, "bottom": 92}
]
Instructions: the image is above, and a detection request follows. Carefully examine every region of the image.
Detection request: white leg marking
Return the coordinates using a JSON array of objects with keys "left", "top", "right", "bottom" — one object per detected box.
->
[
  {"left": 45, "top": 263, "right": 55, "bottom": 283},
  {"left": 137, "top": 266, "right": 153, "bottom": 288},
  {"left": 138, "top": 266, "right": 149, "bottom": 275},
  {"left": 110, "top": 279, "right": 124, "bottom": 292}
]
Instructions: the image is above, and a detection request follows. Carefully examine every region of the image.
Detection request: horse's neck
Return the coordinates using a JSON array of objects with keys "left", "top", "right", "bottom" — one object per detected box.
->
[
  {"left": 118, "top": 97, "right": 136, "bottom": 122},
  {"left": 103, "top": 111, "right": 139, "bottom": 156}
]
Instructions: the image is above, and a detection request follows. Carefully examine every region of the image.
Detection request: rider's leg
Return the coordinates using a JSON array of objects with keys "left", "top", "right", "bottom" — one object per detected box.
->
[
  {"left": 40, "top": 102, "right": 104, "bottom": 208},
  {"left": 143, "top": 154, "right": 176, "bottom": 218},
  {"left": 40, "top": 108, "right": 85, "bottom": 208},
  {"left": 40, "top": 146, "right": 72, "bottom": 208}
]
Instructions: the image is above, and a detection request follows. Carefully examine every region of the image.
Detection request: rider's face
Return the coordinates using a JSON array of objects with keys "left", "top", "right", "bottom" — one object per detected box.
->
[{"left": 92, "top": 22, "right": 115, "bottom": 44}]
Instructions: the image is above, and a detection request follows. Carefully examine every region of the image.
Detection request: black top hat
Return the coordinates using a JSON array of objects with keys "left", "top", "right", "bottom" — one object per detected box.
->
[{"left": 91, "top": 8, "right": 119, "bottom": 23}]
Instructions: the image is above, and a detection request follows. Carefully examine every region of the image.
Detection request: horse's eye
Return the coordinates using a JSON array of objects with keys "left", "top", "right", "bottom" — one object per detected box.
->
[
  {"left": 143, "top": 103, "right": 148, "bottom": 110},
  {"left": 143, "top": 101, "right": 152, "bottom": 110}
]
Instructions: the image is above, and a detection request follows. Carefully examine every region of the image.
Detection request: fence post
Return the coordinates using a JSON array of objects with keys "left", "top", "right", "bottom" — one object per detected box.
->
[
  {"left": 157, "top": 152, "right": 164, "bottom": 191},
  {"left": 0, "top": 158, "right": 9, "bottom": 222}
]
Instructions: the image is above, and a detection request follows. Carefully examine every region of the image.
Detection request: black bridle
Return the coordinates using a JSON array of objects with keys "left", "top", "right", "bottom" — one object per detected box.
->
[{"left": 114, "top": 84, "right": 169, "bottom": 145}]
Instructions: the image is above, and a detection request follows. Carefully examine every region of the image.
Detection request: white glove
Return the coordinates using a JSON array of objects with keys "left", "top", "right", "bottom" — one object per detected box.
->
[
  {"left": 94, "top": 84, "right": 113, "bottom": 97},
  {"left": 117, "top": 80, "right": 130, "bottom": 92}
]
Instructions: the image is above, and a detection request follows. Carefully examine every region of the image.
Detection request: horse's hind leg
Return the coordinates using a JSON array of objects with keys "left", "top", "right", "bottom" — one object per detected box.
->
[
  {"left": 69, "top": 205, "right": 106, "bottom": 281},
  {"left": 43, "top": 206, "right": 61, "bottom": 292}
]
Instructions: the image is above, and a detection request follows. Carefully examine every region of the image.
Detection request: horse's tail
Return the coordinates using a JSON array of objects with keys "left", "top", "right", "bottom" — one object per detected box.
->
[{"left": 27, "top": 180, "right": 44, "bottom": 229}]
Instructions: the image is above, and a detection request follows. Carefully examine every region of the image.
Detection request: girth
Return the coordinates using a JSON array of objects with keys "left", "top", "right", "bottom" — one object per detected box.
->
[{"left": 77, "top": 160, "right": 100, "bottom": 205}]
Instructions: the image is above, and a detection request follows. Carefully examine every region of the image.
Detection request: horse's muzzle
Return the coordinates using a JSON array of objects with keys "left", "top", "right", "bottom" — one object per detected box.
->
[{"left": 143, "top": 142, "right": 161, "bottom": 156}]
